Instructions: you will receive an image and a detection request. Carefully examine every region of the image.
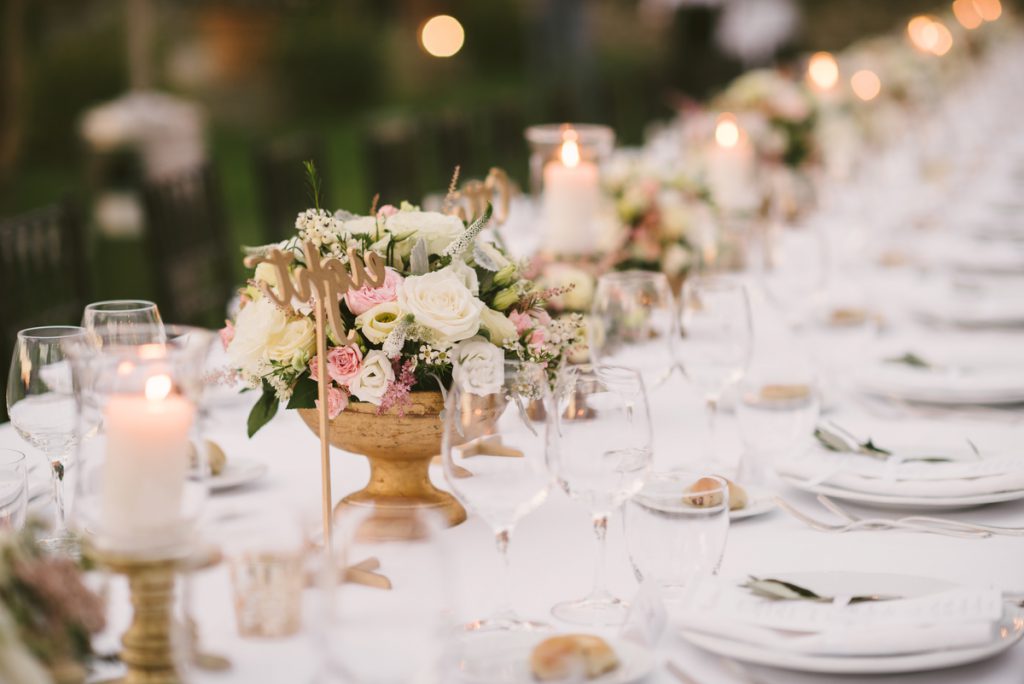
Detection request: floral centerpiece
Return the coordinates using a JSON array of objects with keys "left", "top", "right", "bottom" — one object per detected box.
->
[
  {"left": 0, "top": 525, "right": 106, "bottom": 684},
  {"left": 226, "top": 197, "right": 584, "bottom": 435}
]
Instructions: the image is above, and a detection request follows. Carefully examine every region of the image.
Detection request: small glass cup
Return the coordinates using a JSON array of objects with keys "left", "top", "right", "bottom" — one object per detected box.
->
[
  {"left": 736, "top": 380, "right": 820, "bottom": 484},
  {"left": 624, "top": 472, "right": 729, "bottom": 602},
  {"left": 222, "top": 508, "right": 307, "bottom": 639},
  {"left": 0, "top": 449, "right": 28, "bottom": 530}
]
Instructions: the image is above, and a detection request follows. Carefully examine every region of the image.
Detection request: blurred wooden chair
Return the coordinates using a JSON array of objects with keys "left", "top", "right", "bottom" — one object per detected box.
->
[
  {"left": 363, "top": 116, "right": 422, "bottom": 204},
  {"left": 0, "top": 199, "right": 89, "bottom": 420},
  {"left": 256, "top": 134, "right": 328, "bottom": 244},
  {"left": 142, "top": 163, "right": 234, "bottom": 329}
]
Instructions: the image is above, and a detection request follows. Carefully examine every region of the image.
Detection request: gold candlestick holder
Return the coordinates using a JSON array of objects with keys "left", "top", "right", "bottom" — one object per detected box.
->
[{"left": 86, "top": 542, "right": 197, "bottom": 684}]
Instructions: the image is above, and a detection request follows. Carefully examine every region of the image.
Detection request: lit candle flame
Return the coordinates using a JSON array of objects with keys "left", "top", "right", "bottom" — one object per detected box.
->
[
  {"left": 715, "top": 114, "right": 740, "bottom": 148},
  {"left": 145, "top": 374, "right": 173, "bottom": 401},
  {"left": 560, "top": 133, "right": 581, "bottom": 168},
  {"left": 807, "top": 52, "right": 839, "bottom": 91}
]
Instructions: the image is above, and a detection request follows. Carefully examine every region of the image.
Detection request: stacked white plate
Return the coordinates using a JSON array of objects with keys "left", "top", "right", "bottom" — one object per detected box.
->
[
  {"left": 676, "top": 572, "right": 1024, "bottom": 674},
  {"left": 856, "top": 352, "right": 1024, "bottom": 406},
  {"left": 910, "top": 276, "right": 1024, "bottom": 328},
  {"left": 776, "top": 442, "right": 1024, "bottom": 509}
]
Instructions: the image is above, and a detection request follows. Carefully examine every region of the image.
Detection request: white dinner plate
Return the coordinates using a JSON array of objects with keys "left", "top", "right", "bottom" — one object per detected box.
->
[
  {"left": 679, "top": 571, "right": 1024, "bottom": 674},
  {"left": 856, "top": 363, "right": 1024, "bottom": 406},
  {"left": 454, "top": 632, "right": 655, "bottom": 684},
  {"left": 205, "top": 458, "right": 268, "bottom": 492},
  {"left": 779, "top": 474, "right": 1024, "bottom": 510},
  {"left": 730, "top": 485, "right": 775, "bottom": 521}
]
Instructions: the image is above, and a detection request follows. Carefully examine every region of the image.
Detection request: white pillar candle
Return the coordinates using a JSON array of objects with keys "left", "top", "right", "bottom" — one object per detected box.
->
[
  {"left": 706, "top": 114, "right": 759, "bottom": 214},
  {"left": 541, "top": 132, "right": 601, "bottom": 255},
  {"left": 101, "top": 373, "right": 195, "bottom": 543}
]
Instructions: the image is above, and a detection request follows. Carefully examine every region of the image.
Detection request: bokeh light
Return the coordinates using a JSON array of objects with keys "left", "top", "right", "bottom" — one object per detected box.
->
[
  {"left": 851, "top": 70, "right": 881, "bottom": 101},
  {"left": 931, "top": 22, "right": 954, "bottom": 55},
  {"left": 715, "top": 114, "right": 740, "bottom": 148},
  {"left": 420, "top": 15, "right": 465, "bottom": 58},
  {"left": 952, "top": 0, "right": 984, "bottom": 29},
  {"left": 807, "top": 52, "right": 840, "bottom": 91},
  {"left": 974, "top": 0, "right": 1003, "bottom": 22}
]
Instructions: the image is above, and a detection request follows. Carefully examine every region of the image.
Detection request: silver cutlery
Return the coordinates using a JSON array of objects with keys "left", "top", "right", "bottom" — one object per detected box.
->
[
  {"left": 774, "top": 497, "right": 990, "bottom": 538},
  {"left": 818, "top": 495, "right": 1024, "bottom": 537}
]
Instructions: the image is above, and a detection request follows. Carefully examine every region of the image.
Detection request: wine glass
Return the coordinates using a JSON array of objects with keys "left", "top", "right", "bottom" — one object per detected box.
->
[
  {"left": 316, "top": 506, "right": 450, "bottom": 684},
  {"left": 678, "top": 276, "right": 752, "bottom": 464},
  {"left": 441, "top": 360, "right": 552, "bottom": 631},
  {"left": 6, "top": 326, "right": 96, "bottom": 551},
  {"left": 624, "top": 471, "right": 729, "bottom": 601},
  {"left": 547, "top": 364, "right": 653, "bottom": 626},
  {"left": 0, "top": 449, "right": 28, "bottom": 530},
  {"left": 589, "top": 271, "right": 678, "bottom": 390},
  {"left": 82, "top": 300, "right": 164, "bottom": 343}
]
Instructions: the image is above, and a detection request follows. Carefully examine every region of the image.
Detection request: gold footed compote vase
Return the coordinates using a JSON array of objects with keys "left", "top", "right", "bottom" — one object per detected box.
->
[{"left": 299, "top": 391, "right": 466, "bottom": 529}]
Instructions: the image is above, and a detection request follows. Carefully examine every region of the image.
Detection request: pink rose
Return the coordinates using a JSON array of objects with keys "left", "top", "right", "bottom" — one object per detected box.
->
[
  {"left": 344, "top": 268, "right": 403, "bottom": 315},
  {"left": 317, "top": 386, "right": 348, "bottom": 419},
  {"left": 377, "top": 204, "right": 399, "bottom": 219},
  {"left": 528, "top": 328, "right": 546, "bottom": 351},
  {"left": 326, "top": 345, "right": 362, "bottom": 385},
  {"left": 508, "top": 311, "right": 534, "bottom": 335},
  {"left": 219, "top": 320, "right": 235, "bottom": 350}
]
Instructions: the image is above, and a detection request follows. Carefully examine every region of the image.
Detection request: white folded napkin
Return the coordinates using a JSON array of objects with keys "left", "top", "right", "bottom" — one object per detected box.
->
[
  {"left": 675, "top": 578, "right": 1003, "bottom": 656},
  {"left": 777, "top": 449, "right": 1024, "bottom": 497}
]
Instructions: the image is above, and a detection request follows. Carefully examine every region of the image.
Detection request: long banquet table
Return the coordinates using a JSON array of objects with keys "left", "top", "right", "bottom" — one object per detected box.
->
[{"left": 3, "top": 301, "right": 1024, "bottom": 683}]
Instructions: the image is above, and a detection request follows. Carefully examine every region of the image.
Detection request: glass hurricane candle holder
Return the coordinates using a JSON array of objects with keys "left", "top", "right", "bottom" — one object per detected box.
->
[
  {"left": 70, "top": 324, "right": 215, "bottom": 558},
  {"left": 525, "top": 123, "right": 615, "bottom": 256}
]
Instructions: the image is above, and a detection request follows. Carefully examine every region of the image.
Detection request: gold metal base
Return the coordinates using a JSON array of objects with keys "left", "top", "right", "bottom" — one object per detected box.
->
[{"left": 299, "top": 392, "right": 467, "bottom": 530}]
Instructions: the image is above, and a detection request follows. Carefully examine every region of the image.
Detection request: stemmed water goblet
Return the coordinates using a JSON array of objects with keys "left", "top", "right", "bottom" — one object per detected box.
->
[
  {"left": 678, "top": 276, "right": 752, "bottom": 465},
  {"left": 441, "top": 359, "right": 554, "bottom": 631},
  {"left": 6, "top": 326, "right": 98, "bottom": 552},
  {"left": 546, "top": 364, "right": 653, "bottom": 626},
  {"left": 81, "top": 300, "right": 164, "bottom": 343}
]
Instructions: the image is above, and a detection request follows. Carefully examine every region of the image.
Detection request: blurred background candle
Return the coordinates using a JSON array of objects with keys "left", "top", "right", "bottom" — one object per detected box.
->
[
  {"left": 541, "top": 128, "right": 600, "bottom": 255},
  {"left": 102, "top": 372, "right": 195, "bottom": 542},
  {"left": 706, "top": 113, "right": 758, "bottom": 215}
]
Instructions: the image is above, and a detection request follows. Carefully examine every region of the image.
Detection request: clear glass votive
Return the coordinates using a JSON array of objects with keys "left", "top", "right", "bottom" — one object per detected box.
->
[
  {"left": 624, "top": 472, "right": 730, "bottom": 600},
  {"left": 0, "top": 449, "right": 28, "bottom": 530}
]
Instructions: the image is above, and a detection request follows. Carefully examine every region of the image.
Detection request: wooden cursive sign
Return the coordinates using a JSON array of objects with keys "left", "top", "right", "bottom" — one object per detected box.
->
[
  {"left": 444, "top": 167, "right": 513, "bottom": 225},
  {"left": 243, "top": 241, "right": 387, "bottom": 346}
]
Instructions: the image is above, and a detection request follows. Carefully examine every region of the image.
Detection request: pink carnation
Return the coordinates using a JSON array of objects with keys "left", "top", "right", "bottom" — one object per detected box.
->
[
  {"left": 317, "top": 386, "right": 348, "bottom": 419},
  {"left": 529, "top": 328, "right": 546, "bottom": 351},
  {"left": 344, "top": 267, "right": 403, "bottom": 315},
  {"left": 508, "top": 311, "right": 534, "bottom": 335},
  {"left": 218, "top": 320, "right": 235, "bottom": 351},
  {"left": 377, "top": 204, "right": 399, "bottom": 219}
]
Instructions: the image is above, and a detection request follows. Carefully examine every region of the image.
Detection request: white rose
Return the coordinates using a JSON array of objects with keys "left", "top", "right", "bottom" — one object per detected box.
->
[
  {"left": 355, "top": 301, "right": 401, "bottom": 344},
  {"left": 385, "top": 211, "right": 463, "bottom": 256},
  {"left": 452, "top": 336, "right": 505, "bottom": 396},
  {"left": 540, "top": 265, "right": 596, "bottom": 312},
  {"left": 448, "top": 259, "right": 480, "bottom": 295},
  {"left": 343, "top": 216, "right": 380, "bottom": 236},
  {"left": 479, "top": 307, "right": 517, "bottom": 345},
  {"left": 253, "top": 262, "right": 279, "bottom": 289},
  {"left": 227, "top": 297, "right": 288, "bottom": 376},
  {"left": 349, "top": 350, "right": 395, "bottom": 405},
  {"left": 399, "top": 267, "right": 483, "bottom": 344},
  {"left": 265, "top": 316, "right": 315, "bottom": 369}
]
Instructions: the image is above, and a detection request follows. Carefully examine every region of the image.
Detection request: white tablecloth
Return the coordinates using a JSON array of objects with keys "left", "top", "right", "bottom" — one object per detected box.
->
[{"left": 4, "top": 316, "right": 1024, "bottom": 683}]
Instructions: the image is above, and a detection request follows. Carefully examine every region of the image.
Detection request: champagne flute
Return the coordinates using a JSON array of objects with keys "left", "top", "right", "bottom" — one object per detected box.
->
[
  {"left": 82, "top": 300, "right": 164, "bottom": 343},
  {"left": 589, "top": 271, "right": 678, "bottom": 390},
  {"left": 441, "top": 360, "right": 553, "bottom": 631},
  {"left": 6, "top": 326, "right": 97, "bottom": 551},
  {"left": 678, "top": 276, "right": 752, "bottom": 464},
  {"left": 547, "top": 364, "right": 652, "bottom": 626}
]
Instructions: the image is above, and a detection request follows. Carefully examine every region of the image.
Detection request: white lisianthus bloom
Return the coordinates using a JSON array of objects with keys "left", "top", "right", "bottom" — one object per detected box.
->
[
  {"left": 385, "top": 211, "right": 463, "bottom": 256},
  {"left": 452, "top": 336, "right": 505, "bottom": 396},
  {"left": 227, "top": 297, "right": 288, "bottom": 377},
  {"left": 479, "top": 307, "right": 517, "bottom": 345},
  {"left": 540, "top": 264, "right": 596, "bottom": 312},
  {"left": 265, "top": 316, "right": 316, "bottom": 368},
  {"left": 348, "top": 350, "right": 395, "bottom": 405},
  {"left": 447, "top": 259, "right": 480, "bottom": 296},
  {"left": 399, "top": 267, "right": 483, "bottom": 344},
  {"left": 343, "top": 215, "right": 380, "bottom": 237},
  {"left": 473, "top": 241, "right": 510, "bottom": 271},
  {"left": 355, "top": 301, "right": 401, "bottom": 344}
]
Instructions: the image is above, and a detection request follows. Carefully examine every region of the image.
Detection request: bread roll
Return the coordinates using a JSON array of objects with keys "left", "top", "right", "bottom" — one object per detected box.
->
[
  {"left": 683, "top": 476, "right": 748, "bottom": 511},
  {"left": 530, "top": 634, "right": 619, "bottom": 681}
]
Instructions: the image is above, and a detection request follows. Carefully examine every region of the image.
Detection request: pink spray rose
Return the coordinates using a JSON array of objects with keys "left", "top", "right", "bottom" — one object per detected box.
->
[
  {"left": 344, "top": 267, "right": 403, "bottom": 315},
  {"left": 529, "top": 328, "right": 546, "bottom": 351},
  {"left": 317, "top": 386, "right": 348, "bottom": 419},
  {"left": 508, "top": 311, "right": 534, "bottom": 335},
  {"left": 377, "top": 204, "right": 399, "bottom": 220},
  {"left": 325, "top": 345, "right": 363, "bottom": 385}
]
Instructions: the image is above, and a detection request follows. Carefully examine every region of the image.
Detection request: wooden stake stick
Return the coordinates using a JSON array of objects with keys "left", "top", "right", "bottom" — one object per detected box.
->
[{"left": 314, "top": 298, "right": 333, "bottom": 550}]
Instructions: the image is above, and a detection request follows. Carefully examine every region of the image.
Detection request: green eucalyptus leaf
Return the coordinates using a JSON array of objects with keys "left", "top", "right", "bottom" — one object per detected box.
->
[{"left": 247, "top": 384, "right": 280, "bottom": 437}]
